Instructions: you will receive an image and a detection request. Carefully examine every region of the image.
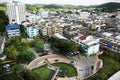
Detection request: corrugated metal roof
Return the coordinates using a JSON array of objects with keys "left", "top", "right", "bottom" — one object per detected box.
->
[{"left": 6, "top": 24, "right": 20, "bottom": 30}]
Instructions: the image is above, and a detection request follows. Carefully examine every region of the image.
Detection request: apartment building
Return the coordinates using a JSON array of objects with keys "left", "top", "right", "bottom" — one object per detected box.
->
[
  {"left": 7, "top": 1, "right": 26, "bottom": 24},
  {"left": 6, "top": 24, "right": 21, "bottom": 38},
  {"left": 23, "top": 22, "right": 39, "bottom": 38},
  {"left": 71, "top": 33, "right": 100, "bottom": 56},
  {"left": 26, "top": 13, "right": 39, "bottom": 23},
  {"left": 40, "top": 26, "right": 63, "bottom": 36},
  {"left": 100, "top": 32, "right": 120, "bottom": 53}
]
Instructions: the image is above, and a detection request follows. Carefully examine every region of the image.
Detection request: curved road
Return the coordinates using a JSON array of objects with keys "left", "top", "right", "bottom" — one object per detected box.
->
[{"left": 27, "top": 54, "right": 98, "bottom": 80}]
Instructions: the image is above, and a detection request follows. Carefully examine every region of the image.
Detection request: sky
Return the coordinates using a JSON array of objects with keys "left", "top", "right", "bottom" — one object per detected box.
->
[{"left": 0, "top": 0, "right": 120, "bottom": 5}]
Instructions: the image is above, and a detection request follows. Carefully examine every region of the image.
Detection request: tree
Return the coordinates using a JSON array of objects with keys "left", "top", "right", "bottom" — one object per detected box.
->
[
  {"left": 12, "top": 64, "right": 24, "bottom": 74},
  {"left": 17, "top": 50, "right": 35, "bottom": 63},
  {"left": 5, "top": 45, "right": 19, "bottom": 60},
  {"left": 0, "top": 60, "right": 2, "bottom": 74},
  {"left": 67, "top": 11, "right": 73, "bottom": 14},
  {"left": 12, "top": 64, "right": 41, "bottom": 80},
  {"left": 21, "top": 69, "right": 41, "bottom": 80},
  {"left": 51, "top": 37, "right": 78, "bottom": 53},
  {"left": 12, "top": 63, "right": 25, "bottom": 80},
  {"left": 32, "top": 39, "right": 44, "bottom": 53},
  {"left": 0, "top": 10, "right": 9, "bottom": 33},
  {"left": 20, "top": 25, "right": 27, "bottom": 38}
]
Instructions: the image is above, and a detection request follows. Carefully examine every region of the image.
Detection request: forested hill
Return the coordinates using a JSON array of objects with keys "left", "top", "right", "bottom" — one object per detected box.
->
[{"left": 97, "top": 2, "right": 120, "bottom": 12}]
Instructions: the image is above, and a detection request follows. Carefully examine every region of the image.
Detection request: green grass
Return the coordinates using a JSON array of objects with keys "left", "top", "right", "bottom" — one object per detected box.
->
[
  {"left": 88, "top": 54, "right": 120, "bottom": 80},
  {"left": 32, "top": 66, "right": 55, "bottom": 80},
  {"left": 52, "top": 62, "right": 77, "bottom": 77}
]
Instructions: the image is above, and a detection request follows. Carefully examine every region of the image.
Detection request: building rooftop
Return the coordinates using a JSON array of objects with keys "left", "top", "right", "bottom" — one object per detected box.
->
[
  {"left": 108, "top": 71, "right": 120, "bottom": 80},
  {"left": 53, "top": 33, "right": 67, "bottom": 40},
  {"left": 102, "top": 32, "right": 113, "bottom": 37},
  {"left": 6, "top": 24, "right": 20, "bottom": 30},
  {"left": 115, "top": 35, "right": 120, "bottom": 40},
  {"left": 79, "top": 34, "right": 89, "bottom": 40}
]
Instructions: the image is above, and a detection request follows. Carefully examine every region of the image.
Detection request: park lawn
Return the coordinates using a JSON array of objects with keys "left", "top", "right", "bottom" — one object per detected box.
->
[
  {"left": 52, "top": 62, "right": 77, "bottom": 77},
  {"left": 32, "top": 66, "right": 55, "bottom": 80},
  {"left": 88, "top": 54, "right": 120, "bottom": 80}
]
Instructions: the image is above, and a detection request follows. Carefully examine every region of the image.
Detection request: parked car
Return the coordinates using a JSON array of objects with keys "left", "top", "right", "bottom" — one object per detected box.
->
[{"left": 3, "top": 64, "right": 11, "bottom": 72}]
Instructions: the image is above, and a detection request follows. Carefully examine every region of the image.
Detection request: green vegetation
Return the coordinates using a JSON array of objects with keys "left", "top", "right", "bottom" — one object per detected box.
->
[
  {"left": 43, "top": 4, "right": 63, "bottom": 9},
  {"left": 32, "top": 63, "right": 77, "bottom": 80},
  {"left": 26, "top": 4, "right": 80, "bottom": 10},
  {"left": 0, "top": 3, "right": 8, "bottom": 34},
  {"left": 50, "top": 37, "right": 78, "bottom": 53},
  {"left": 88, "top": 52, "right": 120, "bottom": 80},
  {"left": 20, "top": 25, "right": 27, "bottom": 38},
  {"left": 5, "top": 37, "right": 35, "bottom": 63},
  {"left": 0, "top": 64, "right": 41, "bottom": 80},
  {"left": 53, "top": 62, "right": 77, "bottom": 77},
  {"left": 0, "top": 10, "right": 8, "bottom": 34},
  {"left": 32, "top": 38, "right": 44, "bottom": 53},
  {"left": 0, "top": 72, "right": 23, "bottom": 80},
  {"left": 33, "top": 66, "right": 55, "bottom": 80},
  {"left": 26, "top": 4, "right": 42, "bottom": 14},
  {"left": 97, "top": 2, "right": 120, "bottom": 12},
  {"left": 17, "top": 50, "right": 35, "bottom": 63},
  {"left": 0, "top": 61, "right": 2, "bottom": 75},
  {"left": 5, "top": 45, "right": 19, "bottom": 60}
]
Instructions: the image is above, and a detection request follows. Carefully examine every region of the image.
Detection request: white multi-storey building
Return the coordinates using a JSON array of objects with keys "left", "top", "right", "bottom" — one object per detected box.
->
[
  {"left": 6, "top": 24, "right": 21, "bottom": 38},
  {"left": 26, "top": 13, "right": 39, "bottom": 23},
  {"left": 71, "top": 33, "right": 100, "bottom": 56},
  {"left": 7, "top": 1, "right": 26, "bottom": 24}
]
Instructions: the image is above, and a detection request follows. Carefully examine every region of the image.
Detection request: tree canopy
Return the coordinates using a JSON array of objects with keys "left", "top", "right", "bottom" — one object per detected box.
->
[
  {"left": 97, "top": 2, "right": 120, "bottom": 12},
  {"left": 50, "top": 37, "right": 78, "bottom": 53},
  {"left": 17, "top": 50, "right": 35, "bottom": 63},
  {"left": 12, "top": 64, "right": 41, "bottom": 80},
  {"left": 5, "top": 37, "right": 35, "bottom": 63},
  {"left": 5, "top": 45, "right": 19, "bottom": 60},
  {"left": 0, "top": 3, "right": 8, "bottom": 34},
  {"left": 32, "top": 39, "right": 44, "bottom": 53}
]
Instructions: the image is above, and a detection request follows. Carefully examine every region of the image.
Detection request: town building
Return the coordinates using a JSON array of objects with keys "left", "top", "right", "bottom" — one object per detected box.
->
[
  {"left": 40, "top": 26, "right": 63, "bottom": 36},
  {"left": 53, "top": 33, "right": 67, "bottom": 40},
  {"left": 79, "top": 12, "right": 90, "bottom": 19},
  {"left": 26, "top": 13, "right": 39, "bottom": 23},
  {"left": 23, "top": 22, "right": 39, "bottom": 38},
  {"left": 7, "top": 1, "right": 26, "bottom": 24},
  {"left": 71, "top": 33, "right": 100, "bottom": 56},
  {"left": 100, "top": 32, "right": 120, "bottom": 53},
  {"left": 6, "top": 24, "right": 21, "bottom": 38},
  {"left": 39, "top": 11, "right": 49, "bottom": 19}
]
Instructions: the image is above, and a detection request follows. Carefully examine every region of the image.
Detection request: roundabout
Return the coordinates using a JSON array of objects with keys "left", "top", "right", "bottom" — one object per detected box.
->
[{"left": 27, "top": 54, "right": 102, "bottom": 80}]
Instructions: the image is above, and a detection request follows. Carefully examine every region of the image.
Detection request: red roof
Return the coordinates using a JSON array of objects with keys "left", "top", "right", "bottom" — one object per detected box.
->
[
  {"left": 79, "top": 34, "right": 89, "bottom": 40},
  {"left": 68, "top": 29, "right": 77, "bottom": 32},
  {"left": 71, "top": 34, "right": 79, "bottom": 39},
  {"left": 27, "top": 24, "right": 32, "bottom": 27}
]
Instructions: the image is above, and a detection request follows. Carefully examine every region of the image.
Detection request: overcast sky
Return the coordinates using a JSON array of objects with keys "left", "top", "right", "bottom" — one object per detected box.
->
[{"left": 0, "top": 0, "right": 120, "bottom": 5}]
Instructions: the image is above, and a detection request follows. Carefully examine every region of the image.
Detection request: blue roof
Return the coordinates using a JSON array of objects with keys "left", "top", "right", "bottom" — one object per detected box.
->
[{"left": 6, "top": 24, "right": 20, "bottom": 30}]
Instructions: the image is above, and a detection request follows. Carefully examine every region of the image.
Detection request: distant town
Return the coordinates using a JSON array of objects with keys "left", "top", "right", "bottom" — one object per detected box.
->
[{"left": 0, "top": 1, "right": 120, "bottom": 80}]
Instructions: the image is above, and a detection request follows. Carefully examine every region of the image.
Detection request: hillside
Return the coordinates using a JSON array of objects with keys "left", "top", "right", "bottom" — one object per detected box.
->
[{"left": 97, "top": 2, "right": 120, "bottom": 12}]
